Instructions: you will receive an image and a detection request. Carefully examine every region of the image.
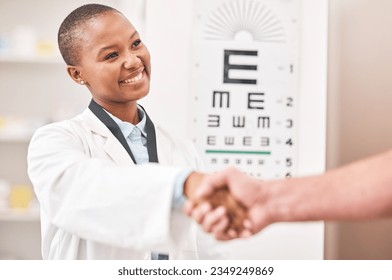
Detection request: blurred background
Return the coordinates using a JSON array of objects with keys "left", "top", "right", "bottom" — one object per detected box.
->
[{"left": 0, "top": 0, "right": 391, "bottom": 259}]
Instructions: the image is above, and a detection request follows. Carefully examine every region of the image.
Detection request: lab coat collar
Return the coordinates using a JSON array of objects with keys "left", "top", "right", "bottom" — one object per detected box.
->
[
  {"left": 87, "top": 100, "right": 159, "bottom": 164},
  {"left": 82, "top": 108, "right": 112, "bottom": 137}
]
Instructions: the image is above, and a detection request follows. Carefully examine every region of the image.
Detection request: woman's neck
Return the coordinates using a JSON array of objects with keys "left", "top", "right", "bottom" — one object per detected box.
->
[{"left": 94, "top": 99, "right": 139, "bottom": 124}]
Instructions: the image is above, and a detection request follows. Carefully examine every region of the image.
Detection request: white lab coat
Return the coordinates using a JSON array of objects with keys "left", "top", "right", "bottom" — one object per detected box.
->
[{"left": 27, "top": 108, "right": 205, "bottom": 259}]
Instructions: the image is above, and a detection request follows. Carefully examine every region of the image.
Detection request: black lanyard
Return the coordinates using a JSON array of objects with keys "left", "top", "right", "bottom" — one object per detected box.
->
[{"left": 88, "top": 99, "right": 159, "bottom": 164}]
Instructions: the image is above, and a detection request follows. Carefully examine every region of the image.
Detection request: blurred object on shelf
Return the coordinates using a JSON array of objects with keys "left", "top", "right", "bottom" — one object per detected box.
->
[
  {"left": 0, "top": 115, "right": 47, "bottom": 141},
  {"left": 0, "top": 35, "right": 11, "bottom": 56},
  {"left": 36, "top": 39, "right": 55, "bottom": 57},
  {"left": 0, "top": 116, "right": 5, "bottom": 129},
  {"left": 0, "top": 26, "right": 58, "bottom": 61},
  {"left": 0, "top": 179, "right": 10, "bottom": 210},
  {"left": 9, "top": 184, "right": 33, "bottom": 209},
  {"left": 12, "top": 26, "right": 37, "bottom": 58}
]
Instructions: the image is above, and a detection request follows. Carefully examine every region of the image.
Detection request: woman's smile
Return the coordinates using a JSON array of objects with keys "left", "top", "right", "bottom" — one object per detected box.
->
[{"left": 119, "top": 67, "right": 145, "bottom": 85}]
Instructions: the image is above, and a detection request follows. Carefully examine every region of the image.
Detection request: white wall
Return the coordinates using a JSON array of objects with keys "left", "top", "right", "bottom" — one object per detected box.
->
[
  {"left": 325, "top": 0, "right": 392, "bottom": 259},
  {"left": 141, "top": 0, "right": 194, "bottom": 139}
]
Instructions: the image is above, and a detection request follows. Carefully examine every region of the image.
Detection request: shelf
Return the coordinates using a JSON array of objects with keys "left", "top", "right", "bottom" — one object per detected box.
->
[
  {"left": 0, "top": 208, "right": 40, "bottom": 222},
  {"left": 0, "top": 119, "right": 46, "bottom": 143}
]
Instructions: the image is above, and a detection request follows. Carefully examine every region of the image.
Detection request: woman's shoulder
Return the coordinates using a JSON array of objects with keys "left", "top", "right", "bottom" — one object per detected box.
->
[{"left": 31, "top": 110, "right": 91, "bottom": 141}]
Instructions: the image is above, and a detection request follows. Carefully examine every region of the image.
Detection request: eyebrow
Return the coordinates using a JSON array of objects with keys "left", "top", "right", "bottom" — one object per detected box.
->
[{"left": 97, "top": 30, "right": 139, "bottom": 57}]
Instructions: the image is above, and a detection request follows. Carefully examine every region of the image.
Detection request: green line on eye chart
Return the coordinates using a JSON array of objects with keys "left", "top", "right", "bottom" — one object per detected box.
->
[{"left": 205, "top": 150, "right": 271, "bottom": 155}]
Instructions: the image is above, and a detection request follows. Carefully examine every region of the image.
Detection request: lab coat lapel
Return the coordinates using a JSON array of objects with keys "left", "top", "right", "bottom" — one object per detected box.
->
[
  {"left": 88, "top": 99, "right": 138, "bottom": 163},
  {"left": 83, "top": 109, "right": 134, "bottom": 165},
  {"left": 103, "top": 136, "right": 135, "bottom": 165}
]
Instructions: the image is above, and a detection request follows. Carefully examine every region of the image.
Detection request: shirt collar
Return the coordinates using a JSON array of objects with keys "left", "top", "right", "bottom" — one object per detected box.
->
[{"left": 104, "top": 105, "right": 147, "bottom": 139}]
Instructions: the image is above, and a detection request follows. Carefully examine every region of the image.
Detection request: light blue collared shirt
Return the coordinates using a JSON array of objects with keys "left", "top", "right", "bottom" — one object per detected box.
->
[{"left": 105, "top": 106, "right": 189, "bottom": 207}]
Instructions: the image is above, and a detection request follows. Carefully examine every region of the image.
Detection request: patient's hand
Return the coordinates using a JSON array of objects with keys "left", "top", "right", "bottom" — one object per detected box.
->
[
  {"left": 193, "top": 188, "right": 247, "bottom": 233},
  {"left": 184, "top": 172, "right": 248, "bottom": 235}
]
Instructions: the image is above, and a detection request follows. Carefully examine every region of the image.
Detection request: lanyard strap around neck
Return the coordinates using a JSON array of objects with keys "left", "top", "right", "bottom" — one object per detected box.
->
[{"left": 88, "top": 99, "right": 159, "bottom": 164}]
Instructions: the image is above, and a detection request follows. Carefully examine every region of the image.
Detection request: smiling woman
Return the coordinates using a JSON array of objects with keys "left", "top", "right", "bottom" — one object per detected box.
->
[
  {"left": 61, "top": 9, "right": 151, "bottom": 123},
  {"left": 26, "top": 3, "right": 243, "bottom": 260}
]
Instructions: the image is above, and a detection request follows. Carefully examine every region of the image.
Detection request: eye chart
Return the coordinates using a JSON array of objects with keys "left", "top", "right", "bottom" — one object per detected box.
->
[{"left": 189, "top": 0, "right": 301, "bottom": 179}]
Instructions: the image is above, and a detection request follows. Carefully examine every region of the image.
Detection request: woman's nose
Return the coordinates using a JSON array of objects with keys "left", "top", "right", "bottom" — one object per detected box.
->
[{"left": 123, "top": 52, "right": 140, "bottom": 69}]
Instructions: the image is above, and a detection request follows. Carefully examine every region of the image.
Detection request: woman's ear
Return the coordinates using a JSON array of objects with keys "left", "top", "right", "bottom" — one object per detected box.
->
[{"left": 66, "top": 66, "right": 86, "bottom": 85}]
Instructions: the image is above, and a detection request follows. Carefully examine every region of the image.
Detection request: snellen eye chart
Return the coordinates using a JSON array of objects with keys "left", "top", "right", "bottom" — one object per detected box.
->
[{"left": 189, "top": 0, "right": 301, "bottom": 179}]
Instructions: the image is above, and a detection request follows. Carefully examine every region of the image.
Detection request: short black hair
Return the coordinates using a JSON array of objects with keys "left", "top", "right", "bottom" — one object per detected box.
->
[{"left": 58, "top": 4, "right": 120, "bottom": 66}]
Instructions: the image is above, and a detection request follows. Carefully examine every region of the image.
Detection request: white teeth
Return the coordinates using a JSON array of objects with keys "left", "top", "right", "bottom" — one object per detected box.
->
[{"left": 121, "top": 72, "right": 143, "bottom": 84}]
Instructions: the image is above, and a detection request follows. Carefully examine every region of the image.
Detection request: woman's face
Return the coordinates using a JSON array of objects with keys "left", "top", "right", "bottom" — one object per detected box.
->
[{"left": 73, "top": 11, "right": 151, "bottom": 107}]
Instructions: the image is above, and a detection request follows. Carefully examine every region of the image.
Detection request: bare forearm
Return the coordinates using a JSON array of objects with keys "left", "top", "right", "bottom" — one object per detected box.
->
[{"left": 263, "top": 150, "right": 392, "bottom": 222}]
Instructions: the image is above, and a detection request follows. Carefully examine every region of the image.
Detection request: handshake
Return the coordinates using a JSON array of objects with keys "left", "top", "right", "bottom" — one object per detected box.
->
[
  {"left": 182, "top": 150, "right": 392, "bottom": 241},
  {"left": 183, "top": 167, "right": 270, "bottom": 241}
]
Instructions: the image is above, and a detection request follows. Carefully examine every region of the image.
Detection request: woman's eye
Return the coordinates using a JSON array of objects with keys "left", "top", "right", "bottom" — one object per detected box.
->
[
  {"left": 132, "top": 39, "right": 142, "bottom": 48},
  {"left": 105, "top": 52, "right": 118, "bottom": 60}
]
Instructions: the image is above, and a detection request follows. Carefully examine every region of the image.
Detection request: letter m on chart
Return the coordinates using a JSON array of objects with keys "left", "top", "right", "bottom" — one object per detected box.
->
[{"left": 212, "top": 91, "right": 230, "bottom": 108}]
